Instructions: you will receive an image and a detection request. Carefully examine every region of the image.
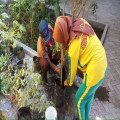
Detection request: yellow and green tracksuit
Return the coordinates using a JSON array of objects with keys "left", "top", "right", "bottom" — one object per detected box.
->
[{"left": 68, "top": 33, "right": 107, "bottom": 120}]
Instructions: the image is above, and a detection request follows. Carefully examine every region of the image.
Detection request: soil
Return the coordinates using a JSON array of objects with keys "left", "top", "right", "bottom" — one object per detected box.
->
[
  {"left": 77, "top": 69, "right": 84, "bottom": 79},
  {"left": 32, "top": 111, "right": 45, "bottom": 120},
  {"left": 46, "top": 62, "right": 110, "bottom": 119},
  {"left": 94, "top": 86, "right": 109, "bottom": 102},
  {"left": 17, "top": 107, "right": 45, "bottom": 120},
  {"left": 92, "top": 26, "right": 103, "bottom": 40},
  {"left": 47, "top": 84, "right": 65, "bottom": 107},
  {"left": 46, "top": 64, "right": 69, "bottom": 106},
  {"left": 46, "top": 63, "right": 78, "bottom": 119},
  {"left": 46, "top": 83, "right": 78, "bottom": 119},
  {"left": 17, "top": 107, "right": 31, "bottom": 120},
  {"left": 17, "top": 81, "right": 78, "bottom": 120},
  {"left": 46, "top": 82, "right": 110, "bottom": 119}
]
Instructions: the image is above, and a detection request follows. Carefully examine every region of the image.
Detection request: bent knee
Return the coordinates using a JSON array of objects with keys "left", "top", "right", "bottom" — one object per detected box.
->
[{"left": 38, "top": 58, "right": 49, "bottom": 69}]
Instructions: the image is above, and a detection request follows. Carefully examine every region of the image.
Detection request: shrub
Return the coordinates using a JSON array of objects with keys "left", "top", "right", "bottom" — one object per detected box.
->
[
  {"left": 0, "top": 10, "right": 54, "bottom": 118},
  {"left": 9, "top": 0, "right": 64, "bottom": 50}
]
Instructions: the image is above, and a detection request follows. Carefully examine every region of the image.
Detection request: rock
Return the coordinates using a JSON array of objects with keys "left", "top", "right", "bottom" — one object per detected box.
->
[
  {"left": 73, "top": 75, "right": 83, "bottom": 88},
  {"left": 0, "top": 98, "right": 18, "bottom": 119}
]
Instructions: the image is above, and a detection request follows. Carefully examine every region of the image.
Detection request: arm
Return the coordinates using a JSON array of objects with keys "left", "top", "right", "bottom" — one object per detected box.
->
[
  {"left": 37, "top": 36, "right": 45, "bottom": 58},
  {"left": 48, "top": 59, "right": 60, "bottom": 74},
  {"left": 44, "top": 53, "right": 60, "bottom": 74},
  {"left": 66, "top": 39, "right": 81, "bottom": 86}
]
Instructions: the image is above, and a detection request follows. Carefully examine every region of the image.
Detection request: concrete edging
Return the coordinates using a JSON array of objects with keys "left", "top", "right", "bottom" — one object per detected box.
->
[
  {"left": 101, "top": 24, "right": 109, "bottom": 44},
  {"left": 14, "top": 39, "right": 37, "bottom": 58},
  {"left": 88, "top": 19, "right": 109, "bottom": 45}
]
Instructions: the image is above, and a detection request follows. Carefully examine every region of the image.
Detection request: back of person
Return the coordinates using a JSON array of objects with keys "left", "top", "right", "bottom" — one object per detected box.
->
[
  {"left": 78, "top": 33, "right": 107, "bottom": 87},
  {"left": 68, "top": 33, "right": 107, "bottom": 87}
]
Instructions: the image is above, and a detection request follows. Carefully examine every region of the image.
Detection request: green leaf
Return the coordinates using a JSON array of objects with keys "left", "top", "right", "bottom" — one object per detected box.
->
[
  {"left": 0, "top": 5, "right": 5, "bottom": 8},
  {"left": 1, "top": 13, "right": 10, "bottom": 20},
  {"left": 17, "top": 32, "right": 21, "bottom": 38},
  {"left": 38, "top": 0, "right": 45, "bottom": 4},
  {"left": 59, "top": 1, "right": 65, "bottom": 7},
  {"left": 40, "top": 95, "right": 44, "bottom": 101},
  {"left": 1, "top": 44, "right": 6, "bottom": 50},
  {"left": 13, "top": 20, "right": 19, "bottom": 28},
  {"left": 54, "top": 1, "right": 60, "bottom": 18},
  {"left": 14, "top": 3, "right": 20, "bottom": 7},
  {"left": 0, "top": 19, "right": 8, "bottom": 29},
  {"left": 9, "top": 31, "right": 15, "bottom": 38},
  {"left": 13, "top": 41, "right": 16, "bottom": 48},
  {"left": 16, "top": 13, "right": 20, "bottom": 20},
  {"left": 0, "top": 19, "right": 5, "bottom": 26},
  {"left": 20, "top": 24, "right": 26, "bottom": 32},
  {"left": 23, "top": 59, "right": 26, "bottom": 65},
  {"left": 13, "top": 0, "right": 19, "bottom": 2}
]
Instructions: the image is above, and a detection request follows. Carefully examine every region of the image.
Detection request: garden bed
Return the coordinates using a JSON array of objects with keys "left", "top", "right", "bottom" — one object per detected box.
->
[
  {"left": 0, "top": 45, "right": 51, "bottom": 119},
  {"left": 7, "top": 16, "right": 109, "bottom": 120}
]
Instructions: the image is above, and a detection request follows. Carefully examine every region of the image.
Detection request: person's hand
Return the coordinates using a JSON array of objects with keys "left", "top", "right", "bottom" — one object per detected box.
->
[
  {"left": 54, "top": 67, "right": 60, "bottom": 74},
  {"left": 64, "top": 79, "right": 68, "bottom": 86}
]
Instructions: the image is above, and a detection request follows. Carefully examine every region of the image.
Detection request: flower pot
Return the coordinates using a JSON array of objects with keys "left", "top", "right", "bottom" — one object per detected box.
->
[{"left": 17, "top": 107, "right": 31, "bottom": 120}]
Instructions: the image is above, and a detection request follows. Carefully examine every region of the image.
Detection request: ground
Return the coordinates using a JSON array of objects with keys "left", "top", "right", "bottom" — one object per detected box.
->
[{"left": 60, "top": 0, "right": 120, "bottom": 119}]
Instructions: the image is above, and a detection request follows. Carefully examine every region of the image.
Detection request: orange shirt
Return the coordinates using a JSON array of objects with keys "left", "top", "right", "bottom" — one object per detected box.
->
[{"left": 37, "top": 25, "right": 54, "bottom": 57}]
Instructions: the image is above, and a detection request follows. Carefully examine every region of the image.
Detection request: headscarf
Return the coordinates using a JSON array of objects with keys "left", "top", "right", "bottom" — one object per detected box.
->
[{"left": 53, "top": 16, "right": 94, "bottom": 50}]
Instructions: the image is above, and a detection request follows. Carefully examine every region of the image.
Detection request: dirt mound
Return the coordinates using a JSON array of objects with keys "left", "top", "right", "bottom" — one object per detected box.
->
[{"left": 94, "top": 86, "right": 109, "bottom": 102}]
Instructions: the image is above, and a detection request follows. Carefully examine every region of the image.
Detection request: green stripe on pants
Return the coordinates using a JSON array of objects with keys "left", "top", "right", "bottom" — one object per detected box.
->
[
  {"left": 75, "top": 68, "right": 107, "bottom": 120},
  {"left": 75, "top": 79, "right": 103, "bottom": 120}
]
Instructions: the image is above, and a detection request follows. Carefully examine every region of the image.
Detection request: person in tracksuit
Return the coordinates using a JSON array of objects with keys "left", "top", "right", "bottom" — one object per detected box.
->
[{"left": 53, "top": 16, "right": 107, "bottom": 120}]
